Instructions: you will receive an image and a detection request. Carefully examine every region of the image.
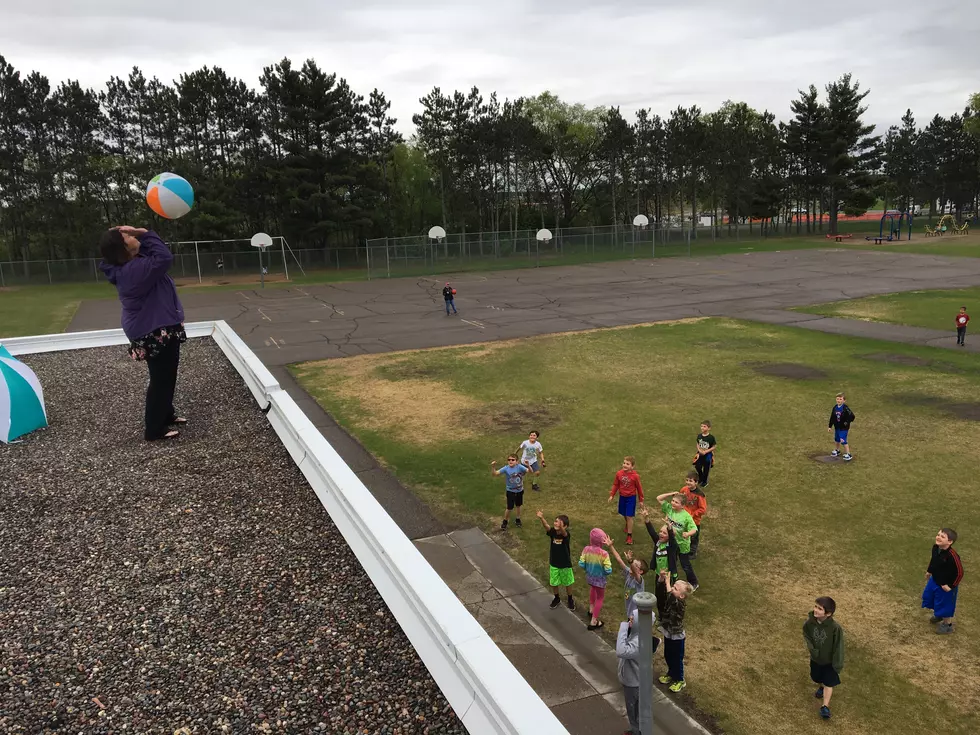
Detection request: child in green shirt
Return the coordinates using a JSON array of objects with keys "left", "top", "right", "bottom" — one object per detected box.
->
[{"left": 655, "top": 492, "right": 699, "bottom": 590}]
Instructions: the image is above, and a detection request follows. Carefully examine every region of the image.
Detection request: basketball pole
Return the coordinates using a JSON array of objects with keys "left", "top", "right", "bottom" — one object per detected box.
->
[
  {"left": 279, "top": 237, "right": 290, "bottom": 281},
  {"left": 194, "top": 241, "right": 202, "bottom": 284}
]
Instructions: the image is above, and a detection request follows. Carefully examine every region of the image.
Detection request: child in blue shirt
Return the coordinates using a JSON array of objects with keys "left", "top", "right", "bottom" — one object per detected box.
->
[{"left": 491, "top": 454, "right": 529, "bottom": 530}]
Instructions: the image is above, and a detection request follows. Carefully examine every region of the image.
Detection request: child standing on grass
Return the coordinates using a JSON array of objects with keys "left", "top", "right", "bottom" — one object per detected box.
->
[
  {"left": 655, "top": 491, "right": 699, "bottom": 590},
  {"left": 678, "top": 471, "right": 707, "bottom": 559},
  {"left": 519, "top": 431, "right": 545, "bottom": 492},
  {"left": 922, "top": 528, "right": 964, "bottom": 635},
  {"left": 442, "top": 283, "right": 457, "bottom": 314},
  {"left": 803, "top": 596, "right": 844, "bottom": 720},
  {"left": 605, "top": 537, "right": 648, "bottom": 618},
  {"left": 535, "top": 510, "right": 576, "bottom": 611},
  {"left": 641, "top": 508, "right": 674, "bottom": 625},
  {"left": 828, "top": 393, "right": 855, "bottom": 461},
  {"left": 693, "top": 421, "right": 717, "bottom": 488},
  {"left": 579, "top": 528, "right": 613, "bottom": 630},
  {"left": 491, "top": 455, "right": 528, "bottom": 530},
  {"left": 658, "top": 571, "right": 693, "bottom": 693},
  {"left": 609, "top": 456, "right": 644, "bottom": 545},
  {"left": 956, "top": 306, "right": 969, "bottom": 346}
]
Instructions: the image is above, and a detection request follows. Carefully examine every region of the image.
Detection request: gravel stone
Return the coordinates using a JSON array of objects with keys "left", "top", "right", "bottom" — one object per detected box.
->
[{"left": 2, "top": 339, "right": 465, "bottom": 735}]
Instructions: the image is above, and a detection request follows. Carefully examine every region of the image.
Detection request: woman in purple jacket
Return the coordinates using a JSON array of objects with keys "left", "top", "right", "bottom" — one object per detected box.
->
[{"left": 99, "top": 226, "right": 187, "bottom": 441}]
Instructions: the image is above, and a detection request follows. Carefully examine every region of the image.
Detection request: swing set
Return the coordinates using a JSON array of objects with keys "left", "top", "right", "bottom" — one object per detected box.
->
[{"left": 864, "top": 210, "right": 912, "bottom": 244}]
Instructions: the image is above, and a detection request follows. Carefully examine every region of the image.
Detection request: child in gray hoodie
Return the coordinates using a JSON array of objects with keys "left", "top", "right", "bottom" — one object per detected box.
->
[{"left": 616, "top": 608, "right": 642, "bottom": 735}]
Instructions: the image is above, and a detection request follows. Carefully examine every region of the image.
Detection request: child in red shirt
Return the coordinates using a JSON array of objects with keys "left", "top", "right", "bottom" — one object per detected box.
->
[
  {"left": 677, "top": 471, "right": 707, "bottom": 558},
  {"left": 956, "top": 306, "right": 969, "bottom": 346},
  {"left": 609, "top": 456, "right": 644, "bottom": 545}
]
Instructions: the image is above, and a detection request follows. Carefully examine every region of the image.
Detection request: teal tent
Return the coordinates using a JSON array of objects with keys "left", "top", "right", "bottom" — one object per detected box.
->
[{"left": 0, "top": 344, "right": 48, "bottom": 443}]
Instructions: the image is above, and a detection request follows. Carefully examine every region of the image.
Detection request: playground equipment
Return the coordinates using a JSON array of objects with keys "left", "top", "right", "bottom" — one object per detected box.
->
[
  {"left": 865, "top": 210, "right": 912, "bottom": 243},
  {"left": 925, "top": 214, "right": 970, "bottom": 237}
]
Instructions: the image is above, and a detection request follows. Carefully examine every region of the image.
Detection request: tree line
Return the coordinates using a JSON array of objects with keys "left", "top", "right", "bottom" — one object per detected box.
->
[{"left": 1, "top": 52, "right": 978, "bottom": 262}]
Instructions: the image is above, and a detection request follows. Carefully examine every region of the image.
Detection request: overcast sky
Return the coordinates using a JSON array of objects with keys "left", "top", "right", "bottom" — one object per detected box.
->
[{"left": 2, "top": 0, "right": 977, "bottom": 135}]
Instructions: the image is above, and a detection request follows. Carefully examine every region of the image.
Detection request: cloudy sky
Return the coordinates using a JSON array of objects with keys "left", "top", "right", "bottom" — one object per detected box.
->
[{"left": 2, "top": 0, "right": 977, "bottom": 134}]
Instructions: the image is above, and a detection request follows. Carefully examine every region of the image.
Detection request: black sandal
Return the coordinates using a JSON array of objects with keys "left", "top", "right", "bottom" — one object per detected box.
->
[{"left": 147, "top": 429, "right": 180, "bottom": 441}]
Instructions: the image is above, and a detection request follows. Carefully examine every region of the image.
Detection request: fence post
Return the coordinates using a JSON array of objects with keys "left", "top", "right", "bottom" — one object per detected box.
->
[
  {"left": 634, "top": 591, "right": 656, "bottom": 735},
  {"left": 0, "top": 261, "right": 4, "bottom": 288},
  {"left": 386, "top": 239, "right": 391, "bottom": 278},
  {"left": 366, "top": 239, "right": 371, "bottom": 280},
  {"left": 194, "top": 241, "right": 202, "bottom": 284},
  {"left": 46, "top": 260, "right": 53, "bottom": 285}
]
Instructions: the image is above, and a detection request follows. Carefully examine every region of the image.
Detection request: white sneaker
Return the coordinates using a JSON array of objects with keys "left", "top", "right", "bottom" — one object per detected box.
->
[
  {"left": 831, "top": 450, "right": 840, "bottom": 457},
  {"left": 843, "top": 453, "right": 852, "bottom": 461}
]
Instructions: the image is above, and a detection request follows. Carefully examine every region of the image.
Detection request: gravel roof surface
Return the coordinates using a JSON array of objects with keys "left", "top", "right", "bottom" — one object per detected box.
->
[{"left": 2, "top": 339, "right": 464, "bottom": 735}]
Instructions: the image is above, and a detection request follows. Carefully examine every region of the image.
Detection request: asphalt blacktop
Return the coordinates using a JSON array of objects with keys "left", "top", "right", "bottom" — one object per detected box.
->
[
  {"left": 68, "top": 248, "right": 980, "bottom": 734},
  {"left": 69, "top": 248, "right": 980, "bottom": 368}
]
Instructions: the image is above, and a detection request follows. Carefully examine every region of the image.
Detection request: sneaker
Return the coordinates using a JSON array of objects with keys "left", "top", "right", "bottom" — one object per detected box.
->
[
  {"left": 929, "top": 615, "right": 943, "bottom": 624},
  {"left": 691, "top": 584, "right": 700, "bottom": 592},
  {"left": 658, "top": 674, "right": 673, "bottom": 685},
  {"left": 937, "top": 622, "right": 954, "bottom": 634},
  {"left": 567, "top": 596, "right": 576, "bottom": 611},
  {"left": 831, "top": 449, "right": 840, "bottom": 457},
  {"left": 532, "top": 483, "right": 540, "bottom": 492},
  {"left": 500, "top": 520, "right": 508, "bottom": 530},
  {"left": 814, "top": 687, "right": 824, "bottom": 699},
  {"left": 819, "top": 706, "right": 831, "bottom": 720},
  {"left": 669, "top": 680, "right": 686, "bottom": 693},
  {"left": 625, "top": 534, "right": 634, "bottom": 546},
  {"left": 550, "top": 596, "right": 561, "bottom": 609},
  {"left": 843, "top": 453, "right": 852, "bottom": 461},
  {"left": 514, "top": 518, "right": 522, "bottom": 528}
]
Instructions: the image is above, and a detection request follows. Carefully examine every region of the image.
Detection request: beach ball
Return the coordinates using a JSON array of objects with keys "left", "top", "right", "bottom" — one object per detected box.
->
[{"left": 146, "top": 172, "right": 194, "bottom": 219}]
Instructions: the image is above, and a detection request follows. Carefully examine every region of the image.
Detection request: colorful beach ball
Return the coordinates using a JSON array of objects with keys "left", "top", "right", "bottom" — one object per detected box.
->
[{"left": 146, "top": 172, "right": 194, "bottom": 219}]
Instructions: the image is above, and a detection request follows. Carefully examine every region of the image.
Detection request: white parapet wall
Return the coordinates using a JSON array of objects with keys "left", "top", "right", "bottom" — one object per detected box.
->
[{"left": 3, "top": 320, "right": 568, "bottom": 735}]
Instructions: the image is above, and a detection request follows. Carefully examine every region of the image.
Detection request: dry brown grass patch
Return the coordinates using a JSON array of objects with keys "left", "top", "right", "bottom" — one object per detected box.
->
[{"left": 298, "top": 356, "right": 480, "bottom": 446}]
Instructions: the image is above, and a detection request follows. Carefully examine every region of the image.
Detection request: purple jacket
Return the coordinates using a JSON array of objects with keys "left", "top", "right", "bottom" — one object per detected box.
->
[{"left": 100, "top": 231, "right": 185, "bottom": 341}]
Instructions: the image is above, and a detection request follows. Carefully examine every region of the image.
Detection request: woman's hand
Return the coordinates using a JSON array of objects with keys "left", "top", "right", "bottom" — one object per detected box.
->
[{"left": 114, "top": 226, "right": 148, "bottom": 235}]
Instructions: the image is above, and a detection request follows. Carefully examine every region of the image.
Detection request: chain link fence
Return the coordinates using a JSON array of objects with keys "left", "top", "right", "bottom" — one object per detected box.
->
[{"left": 1, "top": 220, "right": 840, "bottom": 286}]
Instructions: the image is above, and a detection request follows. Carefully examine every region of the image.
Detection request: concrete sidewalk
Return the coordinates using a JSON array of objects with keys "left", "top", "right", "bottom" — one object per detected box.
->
[
  {"left": 415, "top": 528, "right": 710, "bottom": 735},
  {"left": 732, "top": 308, "right": 980, "bottom": 352}
]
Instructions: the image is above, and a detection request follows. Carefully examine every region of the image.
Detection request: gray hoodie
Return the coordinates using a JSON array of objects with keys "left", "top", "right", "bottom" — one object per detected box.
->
[{"left": 616, "top": 611, "right": 641, "bottom": 687}]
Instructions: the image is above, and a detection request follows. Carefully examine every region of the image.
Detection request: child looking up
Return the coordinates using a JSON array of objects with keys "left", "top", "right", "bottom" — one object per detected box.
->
[{"left": 579, "top": 528, "right": 613, "bottom": 630}]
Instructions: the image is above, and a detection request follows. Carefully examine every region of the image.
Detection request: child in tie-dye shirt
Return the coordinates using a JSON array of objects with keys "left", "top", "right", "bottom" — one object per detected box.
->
[{"left": 579, "top": 527, "right": 613, "bottom": 630}]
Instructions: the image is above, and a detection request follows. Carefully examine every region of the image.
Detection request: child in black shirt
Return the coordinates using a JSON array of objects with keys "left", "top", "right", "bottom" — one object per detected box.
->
[
  {"left": 537, "top": 510, "right": 576, "bottom": 610},
  {"left": 693, "top": 421, "right": 717, "bottom": 488}
]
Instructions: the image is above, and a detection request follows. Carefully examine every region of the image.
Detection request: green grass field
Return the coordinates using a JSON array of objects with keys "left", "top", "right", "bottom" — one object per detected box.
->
[
  {"left": 798, "top": 287, "right": 980, "bottom": 332},
  {"left": 293, "top": 319, "right": 979, "bottom": 735}
]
